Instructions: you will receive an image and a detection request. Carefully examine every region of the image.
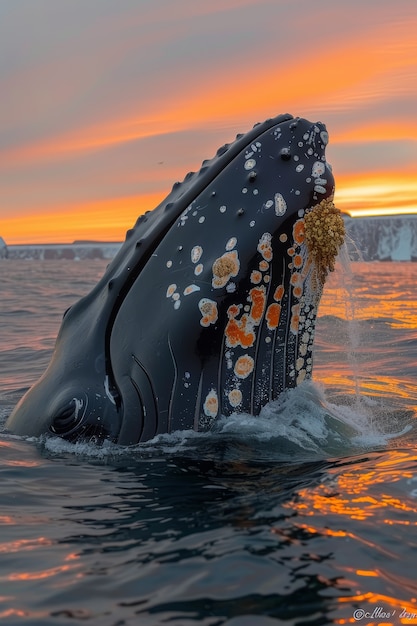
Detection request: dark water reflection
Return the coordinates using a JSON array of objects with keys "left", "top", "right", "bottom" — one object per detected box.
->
[{"left": 1, "top": 433, "right": 417, "bottom": 625}]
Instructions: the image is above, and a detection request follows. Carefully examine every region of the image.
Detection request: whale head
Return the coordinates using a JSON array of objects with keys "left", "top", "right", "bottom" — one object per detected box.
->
[{"left": 7, "top": 114, "right": 345, "bottom": 444}]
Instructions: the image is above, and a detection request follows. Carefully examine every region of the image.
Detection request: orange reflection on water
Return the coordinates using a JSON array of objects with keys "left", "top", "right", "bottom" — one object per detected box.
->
[
  {"left": 0, "top": 537, "right": 52, "bottom": 554},
  {"left": 7, "top": 562, "right": 79, "bottom": 582},
  {"left": 286, "top": 451, "right": 417, "bottom": 523},
  {"left": 0, "top": 441, "right": 43, "bottom": 468},
  {"left": 0, "top": 608, "right": 27, "bottom": 619},
  {"left": 293, "top": 523, "right": 396, "bottom": 558},
  {"left": 292, "top": 521, "right": 417, "bottom": 624},
  {"left": 337, "top": 593, "right": 417, "bottom": 625}
]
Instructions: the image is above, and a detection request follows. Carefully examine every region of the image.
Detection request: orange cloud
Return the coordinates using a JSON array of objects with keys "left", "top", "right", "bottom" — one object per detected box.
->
[
  {"left": 335, "top": 171, "right": 417, "bottom": 217},
  {"left": 2, "top": 4, "right": 416, "bottom": 243},
  {"left": 2, "top": 193, "right": 164, "bottom": 245}
]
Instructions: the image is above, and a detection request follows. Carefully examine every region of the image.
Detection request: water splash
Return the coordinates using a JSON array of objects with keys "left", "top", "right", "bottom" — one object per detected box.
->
[
  {"left": 336, "top": 242, "right": 364, "bottom": 408},
  {"left": 29, "top": 381, "right": 413, "bottom": 465}
]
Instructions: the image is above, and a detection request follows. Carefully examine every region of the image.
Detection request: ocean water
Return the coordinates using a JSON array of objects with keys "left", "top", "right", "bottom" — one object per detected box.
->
[{"left": 1, "top": 259, "right": 417, "bottom": 626}]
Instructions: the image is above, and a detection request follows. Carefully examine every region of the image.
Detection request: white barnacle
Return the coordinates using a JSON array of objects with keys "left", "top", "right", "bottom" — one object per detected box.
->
[
  {"left": 183, "top": 284, "right": 200, "bottom": 296},
  {"left": 226, "top": 237, "right": 237, "bottom": 251},
  {"left": 244, "top": 158, "right": 256, "bottom": 170},
  {"left": 228, "top": 388, "right": 243, "bottom": 408},
  {"left": 166, "top": 283, "right": 177, "bottom": 298},
  {"left": 320, "top": 130, "right": 329, "bottom": 145},
  {"left": 299, "top": 343, "right": 307, "bottom": 357},
  {"left": 274, "top": 193, "right": 287, "bottom": 217},
  {"left": 191, "top": 245, "right": 203, "bottom": 264},
  {"left": 296, "top": 357, "right": 304, "bottom": 371},
  {"left": 311, "top": 161, "right": 326, "bottom": 178},
  {"left": 203, "top": 389, "right": 218, "bottom": 418}
]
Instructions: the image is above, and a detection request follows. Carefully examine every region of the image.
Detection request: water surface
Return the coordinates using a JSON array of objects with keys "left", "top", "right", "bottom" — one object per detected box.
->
[{"left": 1, "top": 260, "right": 417, "bottom": 625}]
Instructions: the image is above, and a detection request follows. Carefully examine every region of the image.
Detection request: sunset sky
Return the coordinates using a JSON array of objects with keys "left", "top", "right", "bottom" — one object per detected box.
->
[{"left": 1, "top": 0, "right": 416, "bottom": 244}]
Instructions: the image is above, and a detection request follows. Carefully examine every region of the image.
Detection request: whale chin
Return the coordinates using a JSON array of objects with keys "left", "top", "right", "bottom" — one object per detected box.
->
[
  {"left": 7, "top": 114, "right": 345, "bottom": 445},
  {"left": 9, "top": 376, "right": 122, "bottom": 444}
]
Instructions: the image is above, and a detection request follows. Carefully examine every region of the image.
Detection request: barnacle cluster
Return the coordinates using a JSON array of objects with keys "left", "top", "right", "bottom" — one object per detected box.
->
[{"left": 304, "top": 198, "right": 345, "bottom": 285}]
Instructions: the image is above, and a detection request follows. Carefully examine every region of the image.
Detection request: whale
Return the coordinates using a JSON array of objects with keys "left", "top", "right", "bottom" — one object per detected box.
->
[{"left": 6, "top": 114, "right": 345, "bottom": 445}]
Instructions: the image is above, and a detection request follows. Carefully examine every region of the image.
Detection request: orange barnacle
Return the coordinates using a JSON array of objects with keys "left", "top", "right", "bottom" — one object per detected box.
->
[
  {"left": 249, "top": 286, "right": 266, "bottom": 323},
  {"left": 273, "top": 285, "right": 284, "bottom": 302},
  {"left": 228, "top": 388, "right": 243, "bottom": 407},
  {"left": 250, "top": 270, "right": 262, "bottom": 284},
  {"left": 287, "top": 247, "right": 295, "bottom": 257},
  {"left": 212, "top": 250, "right": 240, "bottom": 288},
  {"left": 262, "top": 247, "right": 272, "bottom": 261},
  {"left": 290, "top": 273, "right": 302, "bottom": 286},
  {"left": 304, "top": 198, "right": 345, "bottom": 285},
  {"left": 199, "top": 298, "right": 218, "bottom": 327},
  {"left": 257, "top": 233, "right": 273, "bottom": 262},
  {"left": 203, "top": 389, "right": 219, "bottom": 418},
  {"left": 234, "top": 355, "right": 255, "bottom": 379},
  {"left": 266, "top": 303, "right": 281, "bottom": 330},
  {"left": 293, "top": 285, "right": 303, "bottom": 299},
  {"left": 225, "top": 317, "right": 256, "bottom": 348},
  {"left": 290, "top": 304, "right": 300, "bottom": 333},
  {"left": 227, "top": 304, "right": 241, "bottom": 319},
  {"left": 293, "top": 219, "right": 306, "bottom": 245},
  {"left": 259, "top": 260, "right": 269, "bottom": 272},
  {"left": 293, "top": 254, "right": 303, "bottom": 269}
]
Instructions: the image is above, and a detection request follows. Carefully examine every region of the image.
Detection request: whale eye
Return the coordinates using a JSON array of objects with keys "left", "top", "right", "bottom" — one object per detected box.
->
[
  {"left": 50, "top": 398, "right": 85, "bottom": 437},
  {"left": 280, "top": 148, "right": 291, "bottom": 161}
]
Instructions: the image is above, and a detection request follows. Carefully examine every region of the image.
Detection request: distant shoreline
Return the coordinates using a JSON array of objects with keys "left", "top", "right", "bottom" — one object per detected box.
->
[{"left": 2, "top": 242, "right": 123, "bottom": 261}]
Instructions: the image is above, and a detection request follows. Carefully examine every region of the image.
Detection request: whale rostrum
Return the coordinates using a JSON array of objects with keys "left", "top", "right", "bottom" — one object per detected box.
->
[{"left": 6, "top": 114, "right": 345, "bottom": 445}]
